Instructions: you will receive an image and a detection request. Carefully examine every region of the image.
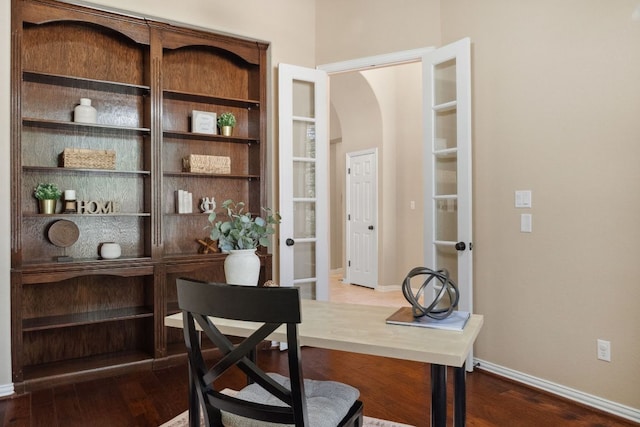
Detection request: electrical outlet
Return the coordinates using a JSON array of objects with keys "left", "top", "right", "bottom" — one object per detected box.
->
[{"left": 597, "top": 339, "right": 611, "bottom": 362}]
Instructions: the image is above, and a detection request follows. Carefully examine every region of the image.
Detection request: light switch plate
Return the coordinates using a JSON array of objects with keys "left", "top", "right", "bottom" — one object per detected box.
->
[
  {"left": 515, "top": 190, "right": 532, "bottom": 208},
  {"left": 520, "top": 214, "right": 532, "bottom": 232}
]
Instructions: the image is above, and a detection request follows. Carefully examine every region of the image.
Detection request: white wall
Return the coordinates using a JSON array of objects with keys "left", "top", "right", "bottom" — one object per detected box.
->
[{"left": 315, "top": 0, "right": 442, "bottom": 64}]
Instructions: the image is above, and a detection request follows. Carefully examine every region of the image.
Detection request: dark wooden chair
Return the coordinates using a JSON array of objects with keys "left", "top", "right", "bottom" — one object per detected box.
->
[{"left": 176, "top": 278, "right": 364, "bottom": 427}]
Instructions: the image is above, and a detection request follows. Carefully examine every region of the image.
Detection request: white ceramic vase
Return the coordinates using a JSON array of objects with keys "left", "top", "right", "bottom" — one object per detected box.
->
[
  {"left": 100, "top": 242, "right": 121, "bottom": 259},
  {"left": 224, "top": 249, "right": 260, "bottom": 286},
  {"left": 74, "top": 98, "right": 97, "bottom": 124}
]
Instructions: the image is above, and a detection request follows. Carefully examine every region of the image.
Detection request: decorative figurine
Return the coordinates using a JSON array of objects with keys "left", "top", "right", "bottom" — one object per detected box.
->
[{"left": 200, "top": 196, "right": 216, "bottom": 213}]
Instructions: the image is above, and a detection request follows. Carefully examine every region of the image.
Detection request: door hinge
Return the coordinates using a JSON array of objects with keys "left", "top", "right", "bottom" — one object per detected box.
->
[
  {"left": 348, "top": 260, "right": 351, "bottom": 267},
  {"left": 348, "top": 214, "right": 351, "bottom": 220},
  {"left": 348, "top": 168, "right": 351, "bottom": 174}
]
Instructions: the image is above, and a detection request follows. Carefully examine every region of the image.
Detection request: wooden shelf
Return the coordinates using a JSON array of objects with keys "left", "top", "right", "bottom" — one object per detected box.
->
[
  {"left": 23, "top": 117, "right": 151, "bottom": 135},
  {"left": 164, "top": 212, "right": 258, "bottom": 218},
  {"left": 22, "top": 350, "right": 154, "bottom": 384},
  {"left": 162, "top": 252, "right": 226, "bottom": 263},
  {"left": 19, "top": 258, "right": 154, "bottom": 285},
  {"left": 163, "top": 89, "right": 259, "bottom": 109},
  {"left": 163, "top": 129, "right": 259, "bottom": 144},
  {"left": 23, "top": 306, "right": 154, "bottom": 332},
  {"left": 22, "top": 212, "right": 151, "bottom": 218},
  {"left": 163, "top": 171, "right": 260, "bottom": 180},
  {"left": 23, "top": 165, "right": 151, "bottom": 176},
  {"left": 23, "top": 70, "right": 150, "bottom": 95}
]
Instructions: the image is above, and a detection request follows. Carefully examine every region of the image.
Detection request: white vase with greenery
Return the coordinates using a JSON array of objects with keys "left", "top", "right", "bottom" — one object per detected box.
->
[{"left": 208, "top": 199, "right": 281, "bottom": 286}]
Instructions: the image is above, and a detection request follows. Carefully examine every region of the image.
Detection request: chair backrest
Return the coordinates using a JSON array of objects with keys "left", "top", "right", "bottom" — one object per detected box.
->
[{"left": 176, "top": 278, "right": 308, "bottom": 427}]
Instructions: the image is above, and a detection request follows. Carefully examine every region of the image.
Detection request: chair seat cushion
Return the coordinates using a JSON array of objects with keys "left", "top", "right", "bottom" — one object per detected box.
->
[{"left": 221, "top": 373, "right": 360, "bottom": 427}]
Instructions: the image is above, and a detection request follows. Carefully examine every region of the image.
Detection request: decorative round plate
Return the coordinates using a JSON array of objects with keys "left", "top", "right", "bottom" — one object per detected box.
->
[{"left": 47, "top": 219, "right": 80, "bottom": 248}]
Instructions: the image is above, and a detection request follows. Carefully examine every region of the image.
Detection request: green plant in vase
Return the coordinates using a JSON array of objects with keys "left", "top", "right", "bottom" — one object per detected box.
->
[
  {"left": 207, "top": 199, "right": 281, "bottom": 286},
  {"left": 34, "top": 182, "right": 62, "bottom": 214},
  {"left": 217, "top": 112, "right": 237, "bottom": 136}
]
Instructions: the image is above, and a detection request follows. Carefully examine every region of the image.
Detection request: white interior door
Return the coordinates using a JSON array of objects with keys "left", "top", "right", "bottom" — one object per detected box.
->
[
  {"left": 423, "top": 38, "right": 473, "bottom": 368},
  {"left": 278, "top": 64, "right": 329, "bottom": 301},
  {"left": 345, "top": 149, "right": 378, "bottom": 288}
]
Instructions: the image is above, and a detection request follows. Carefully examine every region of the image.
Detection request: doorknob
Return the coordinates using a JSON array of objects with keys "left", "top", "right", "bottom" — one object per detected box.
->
[
  {"left": 285, "top": 238, "right": 295, "bottom": 246},
  {"left": 368, "top": 225, "right": 374, "bottom": 230},
  {"left": 455, "top": 242, "right": 466, "bottom": 251}
]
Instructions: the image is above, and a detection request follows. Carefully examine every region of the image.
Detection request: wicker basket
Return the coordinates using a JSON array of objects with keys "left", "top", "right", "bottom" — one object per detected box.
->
[
  {"left": 63, "top": 148, "right": 116, "bottom": 170},
  {"left": 183, "top": 155, "right": 231, "bottom": 174}
]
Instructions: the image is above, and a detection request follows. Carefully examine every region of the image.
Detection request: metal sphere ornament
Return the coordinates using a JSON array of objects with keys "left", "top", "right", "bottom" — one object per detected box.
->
[{"left": 401, "top": 267, "right": 460, "bottom": 320}]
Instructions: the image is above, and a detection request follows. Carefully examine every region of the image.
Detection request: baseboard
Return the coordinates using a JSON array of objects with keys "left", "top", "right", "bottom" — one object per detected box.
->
[
  {"left": 474, "top": 358, "right": 640, "bottom": 423},
  {"left": 375, "top": 284, "right": 402, "bottom": 292},
  {"left": 0, "top": 382, "right": 14, "bottom": 398}
]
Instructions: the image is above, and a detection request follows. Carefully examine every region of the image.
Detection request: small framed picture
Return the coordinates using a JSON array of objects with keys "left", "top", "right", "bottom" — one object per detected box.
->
[{"left": 191, "top": 110, "right": 217, "bottom": 134}]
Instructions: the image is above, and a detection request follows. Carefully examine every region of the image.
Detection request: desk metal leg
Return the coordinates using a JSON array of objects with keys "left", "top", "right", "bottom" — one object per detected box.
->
[
  {"left": 454, "top": 363, "right": 466, "bottom": 427},
  {"left": 431, "top": 364, "right": 447, "bottom": 427},
  {"left": 188, "top": 365, "right": 199, "bottom": 427}
]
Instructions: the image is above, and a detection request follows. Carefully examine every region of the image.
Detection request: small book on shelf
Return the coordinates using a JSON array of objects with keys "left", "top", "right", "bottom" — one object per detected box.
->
[{"left": 385, "top": 307, "right": 470, "bottom": 332}]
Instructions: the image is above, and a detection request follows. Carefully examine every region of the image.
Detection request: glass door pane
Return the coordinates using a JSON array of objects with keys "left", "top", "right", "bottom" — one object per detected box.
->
[
  {"left": 279, "top": 64, "right": 328, "bottom": 300},
  {"left": 292, "top": 79, "right": 317, "bottom": 298},
  {"left": 432, "top": 60, "right": 459, "bottom": 277}
]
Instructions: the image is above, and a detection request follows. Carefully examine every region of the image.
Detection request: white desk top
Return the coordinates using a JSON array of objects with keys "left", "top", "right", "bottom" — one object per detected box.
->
[{"left": 165, "top": 299, "right": 483, "bottom": 368}]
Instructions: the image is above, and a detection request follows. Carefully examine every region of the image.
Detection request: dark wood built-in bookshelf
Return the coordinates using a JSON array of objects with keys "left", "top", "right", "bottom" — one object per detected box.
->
[{"left": 10, "top": 0, "right": 270, "bottom": 392}]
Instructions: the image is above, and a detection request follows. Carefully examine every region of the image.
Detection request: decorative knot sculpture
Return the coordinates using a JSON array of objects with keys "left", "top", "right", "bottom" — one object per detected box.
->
[{"left": 401, "top": 267, "right": 460, "bottom": 320}]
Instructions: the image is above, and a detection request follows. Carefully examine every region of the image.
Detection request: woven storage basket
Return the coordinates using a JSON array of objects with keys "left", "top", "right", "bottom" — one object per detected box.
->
[
  {"left": 63, "top": 148, "right": 116, "bottom": 170},
  {"left": 183, "top": 154, "right": 231, "bottom": 174}
]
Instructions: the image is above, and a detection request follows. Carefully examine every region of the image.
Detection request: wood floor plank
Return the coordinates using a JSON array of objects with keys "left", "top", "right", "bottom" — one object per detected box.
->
[
  {"left": 1, "top": 347, "right": 636, "bottom": 427},
  {"left": 117, "top": 375, "right": 163, "bottom": 427},
  {"left": 74, "top": 376, "right": 138, "bottom": 427},
  {"left": 50, "top": 384, "right": 84, "bottom": 427},
  {"left": 120, "top": 370, "right": 176, "bottom": 424},
  {"left": 0, "top": 393, "right": 30, "bottom": 427}
]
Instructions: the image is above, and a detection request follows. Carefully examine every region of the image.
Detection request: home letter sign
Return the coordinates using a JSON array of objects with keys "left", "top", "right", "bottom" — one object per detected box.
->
[{"left": 77, "top": 200, "right": 117, "bottom": 214}]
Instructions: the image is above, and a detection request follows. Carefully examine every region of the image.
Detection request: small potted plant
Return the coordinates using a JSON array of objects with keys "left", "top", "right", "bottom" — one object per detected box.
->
[
  {"left": 217, "top": 112, "right": 237, "bottom": 136},
  {"left": 207, "top": 199, "right": 281, "bottom": 285},
  {"left": 34, "top": 182, "right": 62, "bottom": 214}
]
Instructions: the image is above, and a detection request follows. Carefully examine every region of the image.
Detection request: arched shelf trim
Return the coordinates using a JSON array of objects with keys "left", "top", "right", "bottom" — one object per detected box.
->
[{"left": 21, "top": 1, "right": 150, "bottom": 45}]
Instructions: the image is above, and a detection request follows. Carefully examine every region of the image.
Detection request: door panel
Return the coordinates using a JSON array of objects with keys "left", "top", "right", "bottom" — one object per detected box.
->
[
  {"left": 278, "top": 64, "right": 329, "bottom": 300},
  {"left": 346, "top": 150, "right": 378, "bottom": 288},
  {"left": 423, "top": 38, "right": 473, "bottom": 368}
]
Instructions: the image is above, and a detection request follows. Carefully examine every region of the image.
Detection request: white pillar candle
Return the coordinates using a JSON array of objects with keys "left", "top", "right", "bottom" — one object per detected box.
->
[{"left": 64, "top": 190, "right": 76, "bottom": 200}]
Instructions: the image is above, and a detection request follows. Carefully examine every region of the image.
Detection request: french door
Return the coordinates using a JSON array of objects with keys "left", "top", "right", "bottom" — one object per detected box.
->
[
  {"left": 423, "top": 38, "right": 473, "bottom": 367},
  {"left": 278, "top": 64, "right": 329, "bottom": 300},
  {"left": 278, "top": 38, "right": 473, "bottom": 314}
]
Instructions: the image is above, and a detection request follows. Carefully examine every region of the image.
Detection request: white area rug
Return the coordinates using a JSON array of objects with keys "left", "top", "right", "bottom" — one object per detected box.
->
[
  {"left": 159, "top": 389, "right": 414, "bottom": 427},
  {"left": 159, "top": 410, "right": 415, "bottom": 427}
]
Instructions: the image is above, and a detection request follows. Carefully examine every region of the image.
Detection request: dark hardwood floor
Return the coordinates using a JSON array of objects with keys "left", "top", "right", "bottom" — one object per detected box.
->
[{"left": 0, "top": 347, "right": 635, "bottom": 427}]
